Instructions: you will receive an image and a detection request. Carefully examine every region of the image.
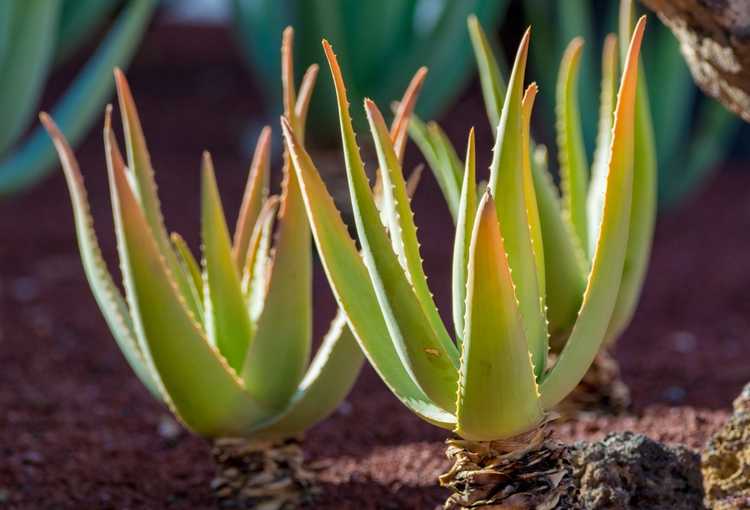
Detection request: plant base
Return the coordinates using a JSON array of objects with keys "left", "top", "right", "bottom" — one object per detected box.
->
[
  {"left": 439, "top": 423, "right": 577, "bottom": 509},
  {"left": 702, "top": 383, "right": 750, "bottom": 509},
  {"left": 210, "top": 437, "right": 315, "bottom": 509},
  {"left": 554, "top": 349, "right": 630, "bottom": 418}
]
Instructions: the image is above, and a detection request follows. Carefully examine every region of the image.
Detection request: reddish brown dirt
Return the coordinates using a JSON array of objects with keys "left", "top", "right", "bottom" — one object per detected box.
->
[{"left": 0, "top": 23, "right": 748, "bottom": 509}]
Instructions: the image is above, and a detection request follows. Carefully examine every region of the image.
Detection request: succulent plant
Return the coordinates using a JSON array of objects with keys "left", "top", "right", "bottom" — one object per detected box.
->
[
  {"left": 282, "top": 11, "right": 647, "bottom": 509},
  {"left": 523, "top": 0, "right": 738, "bottom": 208},
  {"left": 38, "top": 27, "right": 427, "bottom": 509},
  {"left": 412, "top": 0, "right": 657, "bottom": 416},
  {"left": 0, "top": 0, "right": 156, "bottom": 195}
]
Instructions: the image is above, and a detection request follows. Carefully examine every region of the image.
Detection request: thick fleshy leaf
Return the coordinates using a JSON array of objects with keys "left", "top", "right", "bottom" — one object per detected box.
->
[
  {"left": 408, "top": 115, "right": 462, "bottom": 220},
  {"left": 201, "top": 154, "right": 253, "bottom": 372},
  {"left": 605, "top": 2, "right": 657, "bottom": 344},
  {"left": 373, "top": 67, "right": 428, "bottom": 202},
  {"left": 0, "top": 1, "right": 58, "bottom": 155},
  {"left": 467, "top": 14, "right": 507, "bottom": 134},
  {"left": 587, "top": 34, "right": 619, "bottom": 259},
  {"left": 451, "top": 129, "right": 477, "bottom": 343},
  {"left": 170, "top": 232, "right": 204, "bottom": 323},
  {"left": 105, "top": 122, "right": 273, "bottom": 437},
  {"left": 41, "top": 113, "right": 161, "bottom": 399},
  {"left": 233, "top": 126, "right": 271, "bottom": 269},
  {"left": 456, "top": 194, "right": 542, "bottom": 441},
  {"left": 531, "top": 144, "right": 586, "bottom": 338},
  {"left": 241, "top": 196, "right": 279, "bottom": 323},
  {"left": 241, "top": 29, "right": 313, "bottom": 410},
  {"left": 245, "top": 311, "right": 364, "bottom": 441},
  {"left": 540, "top": 17, "right": 646, "bottom": 409},
  {"left": 0, "top": 0, "right": 156, "bottom": 195},
  {"left": 556, "top": 37, "right": 589, "bottom": 253},
  {"left": 242, "top": 162, "right": 312, "bottom": 409},
  {"left": 521, "top": 83, "right": 546, "bottom": 304},
  {"left": 282, "top": 117, "right": 455, "bottom": 428},
  {"left": 365, "top": 100, "right": 455, "bottom": 356},
  {"left": 293, "top": 64, "right": 319, "bottom": 146},
  {"left": 113, "top": 70, "right": 201, "bottom": 319},
  {"left": 322, "top": 42, "right": 458, "bottom": 410},
  {"left": 488, "top": 28, "right": 547, "bottom": 377}
]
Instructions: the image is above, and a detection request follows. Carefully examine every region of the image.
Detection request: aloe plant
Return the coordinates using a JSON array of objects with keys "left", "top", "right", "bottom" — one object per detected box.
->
[
  {"left": 413, "top": 0, "right": 657, "bottom": 416},
  {"left": 282, "top": 10, "right": 648, "bottom": 508},
  {"left": 231, "top": 0, "right": 508, "bottom": 143},
  {"left": 38, "top": 27, "right": 406, "bottom": 509},
  {"left": 523, "top": 0, "right": 738, "bottom": 208},
  {"left": 0, "top": 0, "right": 155, "bottom": 196}
]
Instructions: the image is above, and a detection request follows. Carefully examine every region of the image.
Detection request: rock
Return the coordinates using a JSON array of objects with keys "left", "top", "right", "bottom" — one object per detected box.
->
[
  {"left": 641, "top": 0, "right": 750, "bottom": 122},
  {"left": 702, "top": 382, "right": 750, "bottom": 509},
  {"left": 571, "top": 432, "right": 704, "bottom": 509}
]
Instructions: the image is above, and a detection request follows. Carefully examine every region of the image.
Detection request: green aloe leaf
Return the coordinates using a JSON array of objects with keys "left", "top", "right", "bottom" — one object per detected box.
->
[
  {"left": 605, "top": 1, "right": 656, "bottom": 343},
  {"left": 540, "top": 16, "right": 646, "bottom": 409},
  {"left": 556, "top": 37, "right": 589, "bottom": 253},
  {"left": 241, "top": 196, "right": 279, "bottom": 324},
  {"left": 408, "top": 116, "right": 462, "bottom": 220},
  {"left": 171, "top": 232, "right": 203, "bottom": 299},
  {"left": 200, "top": 154, "right": 253, "bottom": 373},
  {"left": 246, "top": 311, "right": 364, "bottom": 441},
  {"left": 233, "top": 126, "right": 271, "bottom": 269},
  {"left": 530, "top": 143, "right": 586, "bottom": 339},
  {"left": 456, "top": 194, "right": 542, "bottom": 441},
  {"left": 467, "top": 14, "right": 507, "bottom": 133},
  {"left": 105, "top": 121, "right": 273, "bottom": 437},
  {"left": 488, "top": 29, "right": 547, "bottom": 378},
  {"left": 0, "top": 1, "right": 59, "bottom": 156},
  {"left": 0, "top": 0, "right": 156, "bottom": 195},
  {"left": 242, "top": 164, "right": 312, "bottom": 409},
  {"left": 587, "top": 34, "right": 618, "bottom": 259},
  {"left": 324, "top": 42, "right": 458, "bottom": 411},
  {"left": 41, "top": 113, "right": 161, "bottom": 399},
  {"left": 114, "top": 70, "right": 202, "bottom": 319},
  {"left": 170, "top": 232, "right": 205, "bottom": 324},
  {"left": 521, "top": 83, "right": 546, "bottom": 303},
  {"left": 281, "top": 117, "right": 455, "bottom": 429},
  {"left": 451, "top": 129, "right": 477, "bottom": 343},
  {"left": 241, "top": 30, "right": 313, "bottom": 410},
  {"left": 365, "top": 100, "right": 454, "bottom": 356}
]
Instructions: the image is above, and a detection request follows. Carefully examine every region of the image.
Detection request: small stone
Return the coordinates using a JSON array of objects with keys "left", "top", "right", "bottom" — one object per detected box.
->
[
  {"left": 11, "top": 277, "right": 39, "bottom": 303},
  {"left": 663, "top": 385, "right": 686, "bottom": 403},
  {"left": 336, "top": 400, "right": 353, "bottom": 416},
  {"left": 672, "top": 331, "right": 697, "bottom": 353},
  {"left": 157, "top": 415, "right": 181, "bottom": 442}
]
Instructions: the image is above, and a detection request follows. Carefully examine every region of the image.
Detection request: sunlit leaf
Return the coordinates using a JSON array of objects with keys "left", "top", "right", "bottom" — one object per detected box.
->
[
  {"left": 541, "top": 16, "right": 647, "bottom": 409},
  {"left": 556, "top": 37, "right": 589, "bottom": 253},
  {"left": 456, "top": 194, "right": 542, "bottom": 440}
]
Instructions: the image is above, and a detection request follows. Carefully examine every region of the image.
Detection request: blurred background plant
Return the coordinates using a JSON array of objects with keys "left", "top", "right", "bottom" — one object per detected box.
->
[
  {"left": 0, "top": 0, "right": 156, "bottom": 196},
  {"left": 522, "top": 0, "right": 741, "bottom": 208},
  {"left": 230, "top": 0, "right": 508, "bottom": 145}
]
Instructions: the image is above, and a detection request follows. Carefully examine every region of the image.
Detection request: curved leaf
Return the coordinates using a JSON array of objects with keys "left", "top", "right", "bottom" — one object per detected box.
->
[
  {"left": 587, "top": 34, "right": 618, "bottom": 259},
  {"left": 323, "top": 42, "right": 458, "bottom": 410},
  {"left": 41, "top": 113, "right": 161, "bottom": 399},
  {"left": 233, "top": 126, "right": 271, "bottom": 269},
  {"left": 556, "top": 37, "right": 589, "bottom": 253},
  {"left": 0, "top": 0, "right": 156, "bottom": 195},
  {"left": 467, "top": 14, "right": 507, "bottom": 134}
]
